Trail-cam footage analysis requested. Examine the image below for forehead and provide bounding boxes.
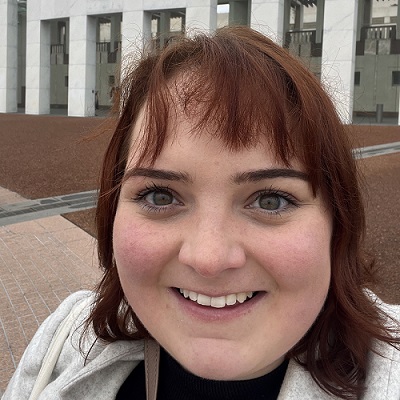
[127,103,303,172]
[125,66,305,173]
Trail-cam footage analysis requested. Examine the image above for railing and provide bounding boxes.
[51,42,122,64]
[284,29,322,57]
[96,42,110,53]
[362,25,396,40]
[357,25,400,55]
[286,29,316,44]
[96,41,121,63]
[51,44,65,54]
[50,44,68,64]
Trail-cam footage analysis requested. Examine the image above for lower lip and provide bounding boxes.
[171,289,266,322]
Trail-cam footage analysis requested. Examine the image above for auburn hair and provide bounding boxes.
[87,26,399,398]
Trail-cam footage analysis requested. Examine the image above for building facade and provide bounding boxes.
[1,0,400,123]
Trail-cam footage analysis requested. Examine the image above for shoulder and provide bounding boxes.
[2,291,95,399]
[364,292,400,398]
[365,339,400,399]
[364,289,400,322]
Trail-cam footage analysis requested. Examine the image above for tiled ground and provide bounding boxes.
[0,187,100,392]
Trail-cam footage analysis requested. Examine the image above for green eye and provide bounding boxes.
[150,191,174,206]
[258,194,285,210]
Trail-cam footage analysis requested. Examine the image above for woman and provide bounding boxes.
[3,26,400,400]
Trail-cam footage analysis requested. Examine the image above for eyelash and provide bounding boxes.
[132,184,300,216]
[133,183,180,214]
[247,188,300,217]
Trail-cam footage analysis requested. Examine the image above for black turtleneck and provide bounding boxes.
[116,347,288,400]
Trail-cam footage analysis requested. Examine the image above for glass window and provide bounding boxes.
[392,71,400,86]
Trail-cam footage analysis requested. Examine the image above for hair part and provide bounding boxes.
[86,26,400,399]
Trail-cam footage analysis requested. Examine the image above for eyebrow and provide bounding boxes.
[124,167,192,183]
[233,169,309,184]
[124,167,308,184]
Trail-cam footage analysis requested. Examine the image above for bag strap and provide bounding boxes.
[144,339,160,400]
[29,297,91,400]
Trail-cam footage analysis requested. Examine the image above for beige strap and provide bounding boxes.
[29,297,91,400]
[144,339,160,400]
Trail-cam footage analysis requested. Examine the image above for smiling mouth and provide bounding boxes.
[178,288,259,308]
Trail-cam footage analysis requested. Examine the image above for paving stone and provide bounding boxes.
[0,187,100,392]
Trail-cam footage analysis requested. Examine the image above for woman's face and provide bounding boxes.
[113,107,332,381]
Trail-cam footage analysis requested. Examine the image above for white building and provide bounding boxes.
[1,0,400,123]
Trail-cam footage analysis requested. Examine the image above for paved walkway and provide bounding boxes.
[0,190,97,227]
[0,186,100,393]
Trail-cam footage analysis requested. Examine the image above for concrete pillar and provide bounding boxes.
[229,1,249,26]
[356,0,364,41]
[121,10,151,59]
[0,0,18,113]
[159,11,171,47]
[294,4,304,31]
[397,0,400,40]
[283,0,291,39]
[396,1,400,124]
[17,9,27,107]
[186,0,218,34]
[357,0,372,41]
[250,0,285,44]
[110,14,120,52]
[322,0,358,123]
[316,0,324,44]
[25,19,51,114]
[364,0,372,26]
[120,10,151,87]
[68,15,96,117]
[65,20,70,54]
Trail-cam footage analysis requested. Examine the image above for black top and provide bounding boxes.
[116,347,288,400]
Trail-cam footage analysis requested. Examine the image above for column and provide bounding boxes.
[110,14,121,52]
[250,0,285,45]
[316,0,324,44]
[68,15,96,117]
[17,9,27,108]
[25,19,51,114]
[397,0,400,40]
[283,0,291,40]
[121,10,151,61]
[321,0,358,123]
[0,0,18,113]
[357,0,371,41]
[229,1,249,26]
[397,2,400,124]
[159,11,171,48]
[294,4,304,31]
[65,19,70,54]
[186,0,218,34]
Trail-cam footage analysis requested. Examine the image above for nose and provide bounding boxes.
[178,213,246,278]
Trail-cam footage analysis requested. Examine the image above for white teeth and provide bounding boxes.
[226,294,237,306]
[236,292,247,303]
[210,296,226,308]
[197,294,211,306]
[189,291,198,301]
[179,289,255,308]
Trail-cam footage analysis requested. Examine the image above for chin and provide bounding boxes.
[177,354,268,381]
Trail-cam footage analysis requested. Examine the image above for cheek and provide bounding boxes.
[113,215,170,278]
[254,219,331,289]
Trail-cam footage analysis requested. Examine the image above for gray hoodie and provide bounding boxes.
[3,291,400,399]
